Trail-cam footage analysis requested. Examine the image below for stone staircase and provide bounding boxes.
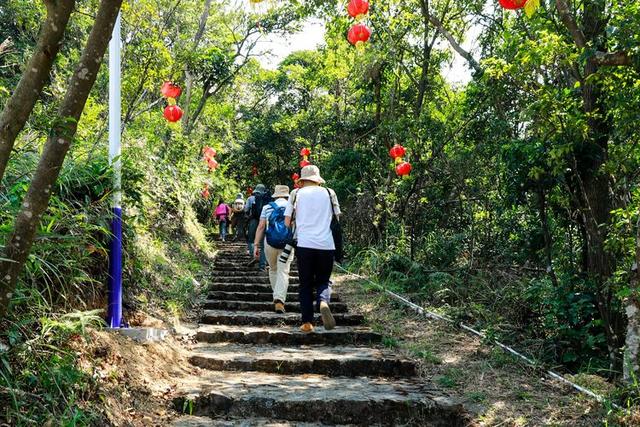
[173,242,466,426]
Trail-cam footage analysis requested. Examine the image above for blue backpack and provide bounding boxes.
[265,202,290,249]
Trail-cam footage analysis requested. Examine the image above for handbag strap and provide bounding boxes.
[326,188,337,218]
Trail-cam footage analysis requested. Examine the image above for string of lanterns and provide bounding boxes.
[346,0,371,47]
[498,0,540,17]
[161,81,184,122]
[390,144,412,177]
[299,147,311,168]
[202,146,218,171]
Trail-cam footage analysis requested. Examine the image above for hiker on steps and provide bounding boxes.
[284,165,341,333]
[245,184,271,270]
[214,199,231,242]
[253,185,294,313]
[230,193,246,241]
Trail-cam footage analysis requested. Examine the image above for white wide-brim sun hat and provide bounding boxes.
[299,165,325,184]
[272,185,290,198]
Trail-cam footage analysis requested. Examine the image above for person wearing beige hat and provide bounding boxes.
[253,185,295,313]
[284,165,341,333]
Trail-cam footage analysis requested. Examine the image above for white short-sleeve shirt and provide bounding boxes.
[284,186,341,250]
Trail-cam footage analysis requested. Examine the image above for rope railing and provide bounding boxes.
[334,263,621,410]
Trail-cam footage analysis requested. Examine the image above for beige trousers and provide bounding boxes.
[264,240,294,303]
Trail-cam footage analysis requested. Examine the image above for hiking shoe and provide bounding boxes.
[300,323,314,333]
[320,301,336,330]
[274,302,285,313]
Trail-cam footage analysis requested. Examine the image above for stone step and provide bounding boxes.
[173,371,466,426]
[201,310,364,327]
[211,277,300,284]
[211,271,299,278]
[207,291,341,303]
[196,325,381,345]
[203,300,348,313]
[172,416,339,426]
[208,283,299,293]
[189,344,417,377]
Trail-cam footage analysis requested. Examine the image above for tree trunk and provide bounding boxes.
[414,0,433,118]
[537,187,559,287]
[575,0,623,369]
[0,0,123,319]
[623,214,640,383]
[0,0,76,183]
[182,0,213,131]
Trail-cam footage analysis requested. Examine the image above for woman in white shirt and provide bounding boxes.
[284,165,341,333]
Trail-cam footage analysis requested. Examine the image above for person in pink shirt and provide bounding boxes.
[214,199,231,242]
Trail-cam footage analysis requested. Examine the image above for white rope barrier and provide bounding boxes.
[334,264,621,410]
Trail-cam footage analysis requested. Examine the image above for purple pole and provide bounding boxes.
[106,13,123,328]
[107,207,123,327]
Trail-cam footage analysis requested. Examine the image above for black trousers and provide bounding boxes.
[295,247,334,323]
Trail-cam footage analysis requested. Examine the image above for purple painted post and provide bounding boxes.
[107,207,123,327]
[107,13,123,328]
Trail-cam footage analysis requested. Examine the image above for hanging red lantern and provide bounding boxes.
[347,0,369,19]
[202,146,216,160]
[291,172,300,182]
[347,23,371,47]
[252,165,258,177]
[201,186,210,199]
[161,81,182,99]
[498,0,527,10]
[300,159,311,168]
[300,147,311,157]
[207,158,219,170]
[247,186,253,196]
[163,105,183,122]
[395,161,412,176]
[389,144,406,159]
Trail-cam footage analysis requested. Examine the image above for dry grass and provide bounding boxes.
[334,275,615,426]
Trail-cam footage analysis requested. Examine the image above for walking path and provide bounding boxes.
[173,242,467,426]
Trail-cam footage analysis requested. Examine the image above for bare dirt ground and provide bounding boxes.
[74,313,201,426]
[333,274,618,426]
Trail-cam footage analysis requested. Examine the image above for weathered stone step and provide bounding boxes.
[203,300,348,313]
[211,271,299,279]
[196,325,381,345]
[201,310,364,327]
[207,291,341,303]
[208,283,300,293]
[211,276,300,284]
[172,416,340,426]
[189,344,417,377]
[174,371,465,426]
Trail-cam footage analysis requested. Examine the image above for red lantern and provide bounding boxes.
[161,81,182,99]
[163,105,183,122]
[201,186,210,199]
[347,0,369,18]
[498,0,527,10]
[207,158,219,170]
[202,146,216,160]
[291,173,300,181]
[395,161,412,176]
[389,144,406,159]
[300,147,311,157]
[247,186,253,196]
[300,159,311,168]
[347,23,371,46]
[252,165,258,177]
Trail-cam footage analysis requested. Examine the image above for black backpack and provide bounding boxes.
[251,191,273,220]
